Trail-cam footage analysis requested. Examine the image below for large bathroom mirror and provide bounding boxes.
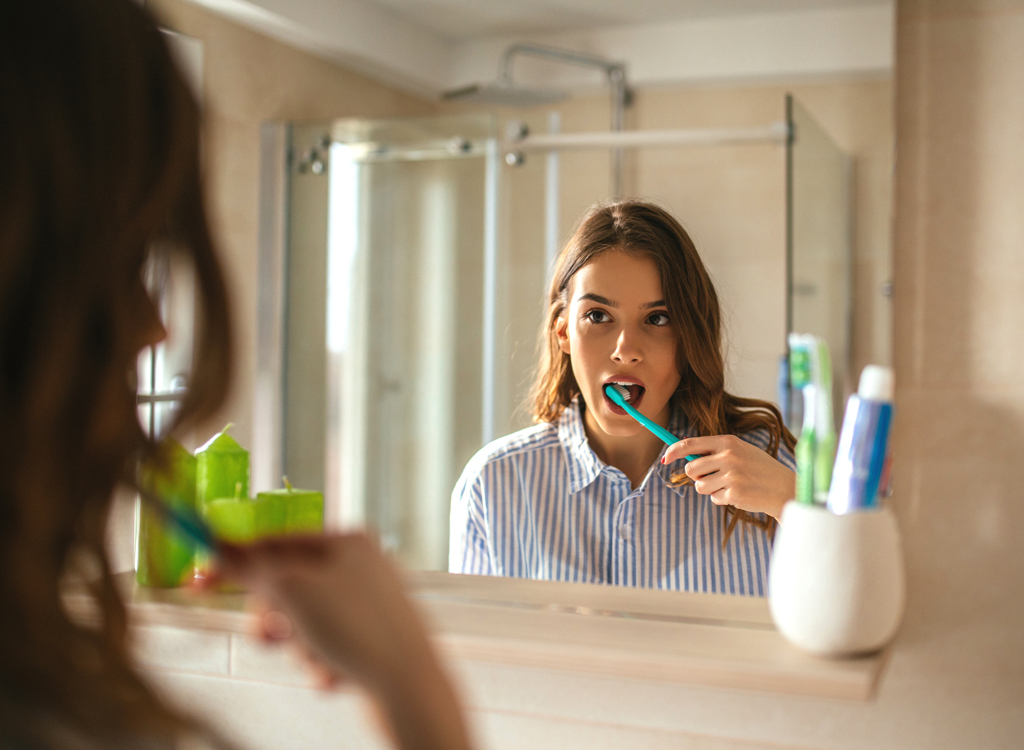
[256,74,892,585]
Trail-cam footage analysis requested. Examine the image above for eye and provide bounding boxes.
[647,311,670,327]
[584,309,611,324]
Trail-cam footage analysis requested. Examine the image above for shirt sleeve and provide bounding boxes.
[448,465,493,575]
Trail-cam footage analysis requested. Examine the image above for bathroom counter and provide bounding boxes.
[65,570,887,702]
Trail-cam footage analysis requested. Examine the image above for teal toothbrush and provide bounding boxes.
[604,384,700,463]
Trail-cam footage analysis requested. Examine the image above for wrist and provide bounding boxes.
[375,653,472,750]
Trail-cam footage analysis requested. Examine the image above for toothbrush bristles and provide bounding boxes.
[611,383,631,402]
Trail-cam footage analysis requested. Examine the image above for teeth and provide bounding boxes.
[609,382,633,402]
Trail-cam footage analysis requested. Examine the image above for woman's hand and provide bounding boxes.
[663,435,795,521]
[215,534,472,750]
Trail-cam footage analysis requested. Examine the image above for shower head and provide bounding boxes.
[441,82,568,108]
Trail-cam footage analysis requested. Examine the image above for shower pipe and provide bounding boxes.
[498,43,629,196]
[336,123,790,164]
[507,122,790,152]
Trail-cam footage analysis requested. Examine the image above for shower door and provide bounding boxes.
[278,115,496,570]
[786,95,852,423]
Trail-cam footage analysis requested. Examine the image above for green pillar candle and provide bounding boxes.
[196,424,250,513]
[202,489,255,592]
[255,477,324,536]
[253,493,287,538]
[204,495,257,544]
[136,439,196,588]
[195,425,249,577]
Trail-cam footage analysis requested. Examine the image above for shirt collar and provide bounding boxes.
[556,397,695,496]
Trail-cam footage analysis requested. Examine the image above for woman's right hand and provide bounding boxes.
[217,534,472,750]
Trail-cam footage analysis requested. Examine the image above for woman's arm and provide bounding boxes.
[220,535,473,750]
[448,472,493,575]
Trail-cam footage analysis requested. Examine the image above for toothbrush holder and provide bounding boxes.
[768,501,906,656]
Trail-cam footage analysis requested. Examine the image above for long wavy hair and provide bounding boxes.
[0,0,232,745]
[531,200,795,543]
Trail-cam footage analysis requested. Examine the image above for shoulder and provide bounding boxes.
[457,422,561,484]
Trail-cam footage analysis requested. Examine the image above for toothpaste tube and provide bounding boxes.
[827,365,894,514]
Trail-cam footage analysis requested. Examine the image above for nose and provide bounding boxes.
[611,325,642,364]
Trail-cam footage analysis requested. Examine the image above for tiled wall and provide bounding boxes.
[887,0,1024,741]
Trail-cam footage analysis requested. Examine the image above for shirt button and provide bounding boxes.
[618,523,630,539]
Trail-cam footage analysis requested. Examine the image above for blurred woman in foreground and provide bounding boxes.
[0,1,470,748]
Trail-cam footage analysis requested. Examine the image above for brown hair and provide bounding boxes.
[532,200,795,542]
[0,0,231,745]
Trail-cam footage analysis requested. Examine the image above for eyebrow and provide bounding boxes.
[579,293,666,310]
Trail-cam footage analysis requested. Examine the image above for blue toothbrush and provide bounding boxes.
[138,485,223,555]
[604,384,700,463]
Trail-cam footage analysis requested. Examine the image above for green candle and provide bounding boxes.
[202,485,255,593]
[204,495,257,543]
[136,439,196,587]
[255,477,324,536]
[195,425,249,576]
[196,424,249,513]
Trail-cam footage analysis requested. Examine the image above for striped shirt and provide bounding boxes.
[449,398,796,596]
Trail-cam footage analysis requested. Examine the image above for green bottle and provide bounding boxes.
[136,439,196,587]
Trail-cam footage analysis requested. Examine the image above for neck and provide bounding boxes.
[581,403,669,489]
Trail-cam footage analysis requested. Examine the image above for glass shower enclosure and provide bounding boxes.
[256,99,850,571]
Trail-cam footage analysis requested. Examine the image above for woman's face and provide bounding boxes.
[556,248,681,435]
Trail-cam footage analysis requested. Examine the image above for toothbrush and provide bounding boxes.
[811,338,837,503]
[604,383,700,463]
[138,484,223,555]
[788,334,837,505]
[788,334,817,504]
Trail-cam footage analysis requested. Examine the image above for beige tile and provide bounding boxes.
[229,634,318,688]
[133,625,231,675]
[148,670,386,750]
[473,709,813,750]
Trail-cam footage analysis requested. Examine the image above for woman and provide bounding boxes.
[0,1,470,748]
[450,201,796,595]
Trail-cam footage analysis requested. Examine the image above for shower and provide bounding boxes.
[442,42,632,195]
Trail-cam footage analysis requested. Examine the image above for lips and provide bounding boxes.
[603,377,646,414]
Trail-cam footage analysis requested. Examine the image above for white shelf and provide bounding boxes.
[66,571,887,701]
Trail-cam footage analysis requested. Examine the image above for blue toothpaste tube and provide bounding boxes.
[826,365,894,514]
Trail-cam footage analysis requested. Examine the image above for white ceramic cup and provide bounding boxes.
[768,501,905,656]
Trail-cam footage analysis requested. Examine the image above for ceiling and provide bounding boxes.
[178,0,893,98]
[363,0,890,41]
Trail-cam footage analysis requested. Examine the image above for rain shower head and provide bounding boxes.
[441,82,568,108]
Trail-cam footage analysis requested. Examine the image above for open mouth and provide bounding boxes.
[603,380,646,415]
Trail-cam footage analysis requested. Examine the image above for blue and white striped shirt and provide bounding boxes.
[449,398,796,596]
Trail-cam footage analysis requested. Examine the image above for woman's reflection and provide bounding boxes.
[450,201,796,595]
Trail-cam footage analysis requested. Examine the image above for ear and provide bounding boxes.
[555,314,571,355]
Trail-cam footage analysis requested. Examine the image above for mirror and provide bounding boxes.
[259,72,891,593]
